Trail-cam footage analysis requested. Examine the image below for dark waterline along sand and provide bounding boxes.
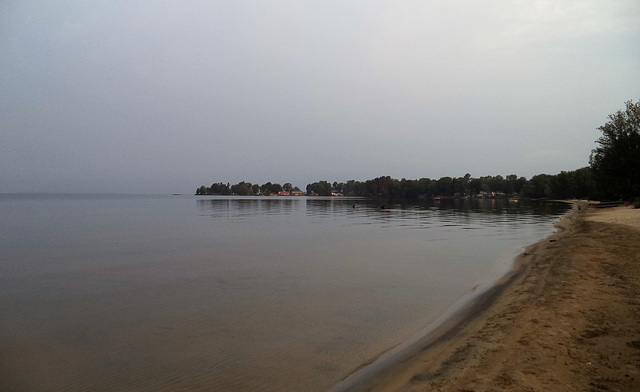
[327,204,577,392]
[345,203,640,391]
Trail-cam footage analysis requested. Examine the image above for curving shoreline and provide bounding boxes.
[335,202,640,391]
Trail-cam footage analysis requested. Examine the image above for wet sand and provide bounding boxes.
[353,203,640,391]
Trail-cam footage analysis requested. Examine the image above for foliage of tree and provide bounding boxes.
[197,169,597,200]
[230,181,254,195]
[210,182,231,195]
[197,181,296,196]
[589,99,640,200]
[260,182,274,195]
[195,182,231,195]
[306,181,332,196]
[319,170,594,199]
[198,170,594,199]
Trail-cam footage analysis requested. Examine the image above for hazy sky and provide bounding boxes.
[2,1,639,193]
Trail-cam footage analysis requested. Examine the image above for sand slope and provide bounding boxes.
[365,204,640,391]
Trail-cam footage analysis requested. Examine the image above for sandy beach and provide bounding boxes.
[352,203,640,392]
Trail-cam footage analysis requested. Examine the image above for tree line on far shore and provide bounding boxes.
[306,170,595,199]
[197,100,639,201]
[196,169,593,200]
[196,182,302,196]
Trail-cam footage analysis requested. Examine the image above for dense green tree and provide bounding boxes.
[453,173,472,196]
[521,174,553,199]
[416,178,432,197]
[469,177,483,195]
[567,167,594,198]
[590,99,640,199]
[487,175,505,194]
[400,178,420,198]
[271,183,282,193]
[549,171,572,200]
[365,176,399,196]
[435,177,453,196]
[307,181,332,196]
[201,169,598,200]
[260,182,273,195]
[210,182,231,195]
[231,181,253,195]
[505,174,526,195]
[343,180,366,196]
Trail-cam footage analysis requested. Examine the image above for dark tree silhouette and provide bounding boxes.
[590,99,640,199]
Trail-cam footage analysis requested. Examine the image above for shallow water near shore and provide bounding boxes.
[0,194,569,391]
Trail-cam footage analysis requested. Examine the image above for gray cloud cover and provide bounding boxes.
[2,1,639,193]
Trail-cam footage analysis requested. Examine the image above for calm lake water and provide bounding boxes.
[0,194,569,392]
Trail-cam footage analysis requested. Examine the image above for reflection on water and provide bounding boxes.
[197,196,302,219]
[0,195,569,392]
[197,196,566,229]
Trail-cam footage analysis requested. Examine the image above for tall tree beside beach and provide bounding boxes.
[590,100,640,200]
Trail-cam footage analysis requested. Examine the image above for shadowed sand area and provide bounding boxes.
[347,203,640,392]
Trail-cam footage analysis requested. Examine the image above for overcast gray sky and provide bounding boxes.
[2,1,639,193]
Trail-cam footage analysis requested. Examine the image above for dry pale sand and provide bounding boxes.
[356,203,640,392]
